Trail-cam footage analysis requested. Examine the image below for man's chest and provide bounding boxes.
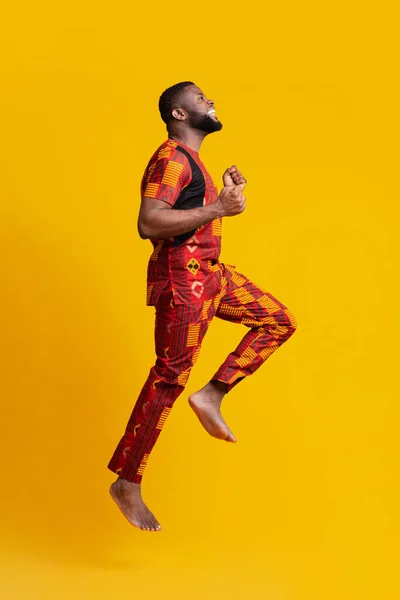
[174,146,218,208]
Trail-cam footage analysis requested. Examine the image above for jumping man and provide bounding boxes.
[108,82,297,532]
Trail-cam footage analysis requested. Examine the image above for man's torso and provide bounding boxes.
[141,139,223,305]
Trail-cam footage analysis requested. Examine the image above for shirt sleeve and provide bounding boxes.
[141,150,192,207]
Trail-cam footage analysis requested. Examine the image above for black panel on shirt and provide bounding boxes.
[172,145,206,247]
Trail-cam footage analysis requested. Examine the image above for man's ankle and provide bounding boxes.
[210,380,228,394]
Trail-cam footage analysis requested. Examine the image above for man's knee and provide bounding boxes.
[261,307,297,341]
[285,308,297,332]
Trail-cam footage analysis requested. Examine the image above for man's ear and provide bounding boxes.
[171,108,187,121]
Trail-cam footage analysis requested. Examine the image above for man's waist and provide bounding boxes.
[146,262,223,306]
[148,258,220,276]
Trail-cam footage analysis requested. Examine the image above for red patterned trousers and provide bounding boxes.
[108,264,297,483]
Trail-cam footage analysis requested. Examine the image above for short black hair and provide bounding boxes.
[158,81,195,124]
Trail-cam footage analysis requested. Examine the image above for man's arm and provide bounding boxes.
[138,181,246,240]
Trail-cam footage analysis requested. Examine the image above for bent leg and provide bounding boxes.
[212,267,297,391]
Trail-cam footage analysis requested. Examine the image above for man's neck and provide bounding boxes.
[168,130,207,154]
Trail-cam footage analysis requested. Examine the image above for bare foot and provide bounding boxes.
[188,381,237,443]
[109,478,162,532]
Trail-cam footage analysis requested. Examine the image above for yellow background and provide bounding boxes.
[1,1,399,599]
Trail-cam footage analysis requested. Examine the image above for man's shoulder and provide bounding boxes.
[141,140,193,193]
[148,140,190,166]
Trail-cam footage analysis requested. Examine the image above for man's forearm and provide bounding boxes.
[139,202,223,240]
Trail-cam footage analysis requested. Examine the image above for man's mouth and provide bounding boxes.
[207,107,218,120]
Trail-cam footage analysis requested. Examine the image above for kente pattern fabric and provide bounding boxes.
[108,264,297,483]
[141,139,223,306]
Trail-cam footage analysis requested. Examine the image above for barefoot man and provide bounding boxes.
[108,82,297,531]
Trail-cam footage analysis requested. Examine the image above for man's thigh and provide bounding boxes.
[153,284,216,384]
[216,266,294,327]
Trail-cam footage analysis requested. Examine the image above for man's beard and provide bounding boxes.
[188,110,223,133]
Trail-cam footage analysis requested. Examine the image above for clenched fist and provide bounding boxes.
[216,183,246,217]
[223,165,247,187]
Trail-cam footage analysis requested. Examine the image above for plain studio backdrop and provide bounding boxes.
[0,2,399,599]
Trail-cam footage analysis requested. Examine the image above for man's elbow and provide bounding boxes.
[138,226,149,239]
[137,220,152,239]
[138,214,169,240]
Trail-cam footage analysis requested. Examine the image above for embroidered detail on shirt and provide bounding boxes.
[186,258,200,275]
[192,280,204,299]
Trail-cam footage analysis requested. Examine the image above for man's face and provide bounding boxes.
[180,85,223,133]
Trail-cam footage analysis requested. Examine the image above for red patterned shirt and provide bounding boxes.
[141,139,223,305]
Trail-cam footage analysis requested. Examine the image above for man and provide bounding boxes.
[108,82,297,532]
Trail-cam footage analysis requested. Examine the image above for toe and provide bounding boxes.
[228,430,237,442]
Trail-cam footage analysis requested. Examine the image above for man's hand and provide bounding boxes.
[216,183,246,217]
[223,165,247,187]
[217,165,247,217]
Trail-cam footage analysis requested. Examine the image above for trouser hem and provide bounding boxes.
[107,463,143,484]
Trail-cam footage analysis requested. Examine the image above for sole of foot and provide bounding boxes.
[188,392,237,443]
